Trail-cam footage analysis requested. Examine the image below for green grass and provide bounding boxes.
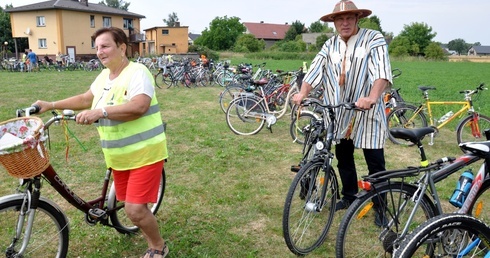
[0,60,489,257]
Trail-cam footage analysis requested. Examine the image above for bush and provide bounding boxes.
[188,45,220,61]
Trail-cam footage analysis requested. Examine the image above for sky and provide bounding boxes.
[2,0,490,45]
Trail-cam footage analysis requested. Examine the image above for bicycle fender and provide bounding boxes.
[0,193,69,228]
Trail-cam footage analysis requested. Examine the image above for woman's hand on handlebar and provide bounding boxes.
[32,100,54,114]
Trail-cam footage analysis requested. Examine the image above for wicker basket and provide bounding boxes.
[0,117,49,178]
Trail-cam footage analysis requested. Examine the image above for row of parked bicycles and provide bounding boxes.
[217,61,490,256]
[0,57,102,72]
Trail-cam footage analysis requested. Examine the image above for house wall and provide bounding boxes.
[145,26,189,56]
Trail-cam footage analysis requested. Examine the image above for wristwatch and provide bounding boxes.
[101,107,108,118]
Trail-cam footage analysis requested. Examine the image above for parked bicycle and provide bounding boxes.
[393,130,490,257]
[387,83,490,147]
[0,106,166,257]
[282,99,362,256]
[335,127,490,257]
[224,70,300,135]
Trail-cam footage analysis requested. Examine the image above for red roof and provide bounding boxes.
[243,22,291,40]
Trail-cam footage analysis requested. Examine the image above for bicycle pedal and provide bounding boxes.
[89,208,107,218]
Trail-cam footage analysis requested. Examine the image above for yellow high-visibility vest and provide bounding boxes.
[91,62,168,170]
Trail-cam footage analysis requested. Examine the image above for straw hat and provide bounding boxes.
[320,0,372,22]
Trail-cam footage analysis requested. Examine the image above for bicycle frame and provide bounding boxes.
[423,100,470,129]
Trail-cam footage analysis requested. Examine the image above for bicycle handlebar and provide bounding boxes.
[16,106,77,129]
[458,83,487,95]
[301,98,363,111]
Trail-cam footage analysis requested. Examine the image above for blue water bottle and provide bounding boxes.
[449,170,474,207]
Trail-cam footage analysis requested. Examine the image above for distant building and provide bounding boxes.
[302,32,334,50]
[243,21,290,48]
[143,22,189,56]
[6,0,145,60]
[468,45,490,56]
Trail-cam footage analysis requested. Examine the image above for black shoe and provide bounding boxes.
[335,199,351,211]
[374,209,388,227]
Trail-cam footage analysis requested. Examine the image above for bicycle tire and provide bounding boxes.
[282,159,338,255]
[153,72,163,89]
[456,114,490,145]
[0,197,69,258]
[219,84,246,113]
[335,182,438,257]
[109,168,166,234]
[289,111,319,145]
[182,72,192,88]
[225,95,266,135]
[387,104,428,146]
[394,213,490,257]
[468,179,490,222]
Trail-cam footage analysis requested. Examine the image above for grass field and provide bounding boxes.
[0,59,489,257]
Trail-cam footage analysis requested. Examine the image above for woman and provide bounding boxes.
[33,27,169,258]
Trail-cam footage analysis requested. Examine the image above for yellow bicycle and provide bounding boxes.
[387,83,490,146]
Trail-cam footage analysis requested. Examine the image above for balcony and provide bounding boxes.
[129,33,145,43]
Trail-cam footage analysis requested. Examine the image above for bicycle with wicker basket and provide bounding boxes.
[0,106,166,257]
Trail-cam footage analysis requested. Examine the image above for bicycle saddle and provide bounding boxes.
[459,141,490,158]
[418,86,436,91]
[389,127,437,144]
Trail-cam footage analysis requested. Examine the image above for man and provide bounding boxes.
[292,0,392,224]
[27,49,38,72]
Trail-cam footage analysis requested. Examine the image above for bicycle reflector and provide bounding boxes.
[358,180,372,191]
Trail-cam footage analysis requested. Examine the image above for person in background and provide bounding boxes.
[27,49,38,72]
[32,27,169,258]
[292,0,393,226]
[56,51,64,66]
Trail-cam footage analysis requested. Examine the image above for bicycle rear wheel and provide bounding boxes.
[0,197,69,258]
[387,104,428,146]
[456,114,490,145]
[283,159,338,256]
[335,182,438,257]
[219,84,246,113]
[394,213,490,257]
[225,95,265,135]
[109,168,166,234]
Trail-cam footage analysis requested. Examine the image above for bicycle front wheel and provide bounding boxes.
[394,213,490,258]
[456,114,490,145]
[109,168,166,234]
[387,104,428,146]
[335,182,438,257]
[290,111,319,145]
[283,159,338,256]
[225,95,265,135]
[0,197,69,258]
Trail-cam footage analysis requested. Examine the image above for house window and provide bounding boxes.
[90,15,95,28]
[103,17,112,27]
[38,38,47,48]
[91,38,95,49]
[123,18,133,30]
[162,29,169,35]
[36,16,46,27]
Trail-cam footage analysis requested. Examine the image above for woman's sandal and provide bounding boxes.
[142,244,169,258]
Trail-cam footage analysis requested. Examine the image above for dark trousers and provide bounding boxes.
[335,139,385,201]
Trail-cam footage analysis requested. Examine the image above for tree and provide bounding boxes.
[233,34,265,53]
[194,16,245,51]
[163,12,179,27]
[308,21,333,33]
[447,38,471,55]
[388,36,410,57]
[315,34,329,50]
[397,22,436,56]
[98,0,130,11]
[284,20,305,42]
[424,42,446,60]
[359,15,384,34]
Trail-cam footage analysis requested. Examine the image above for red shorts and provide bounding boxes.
[112,160,164,204]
